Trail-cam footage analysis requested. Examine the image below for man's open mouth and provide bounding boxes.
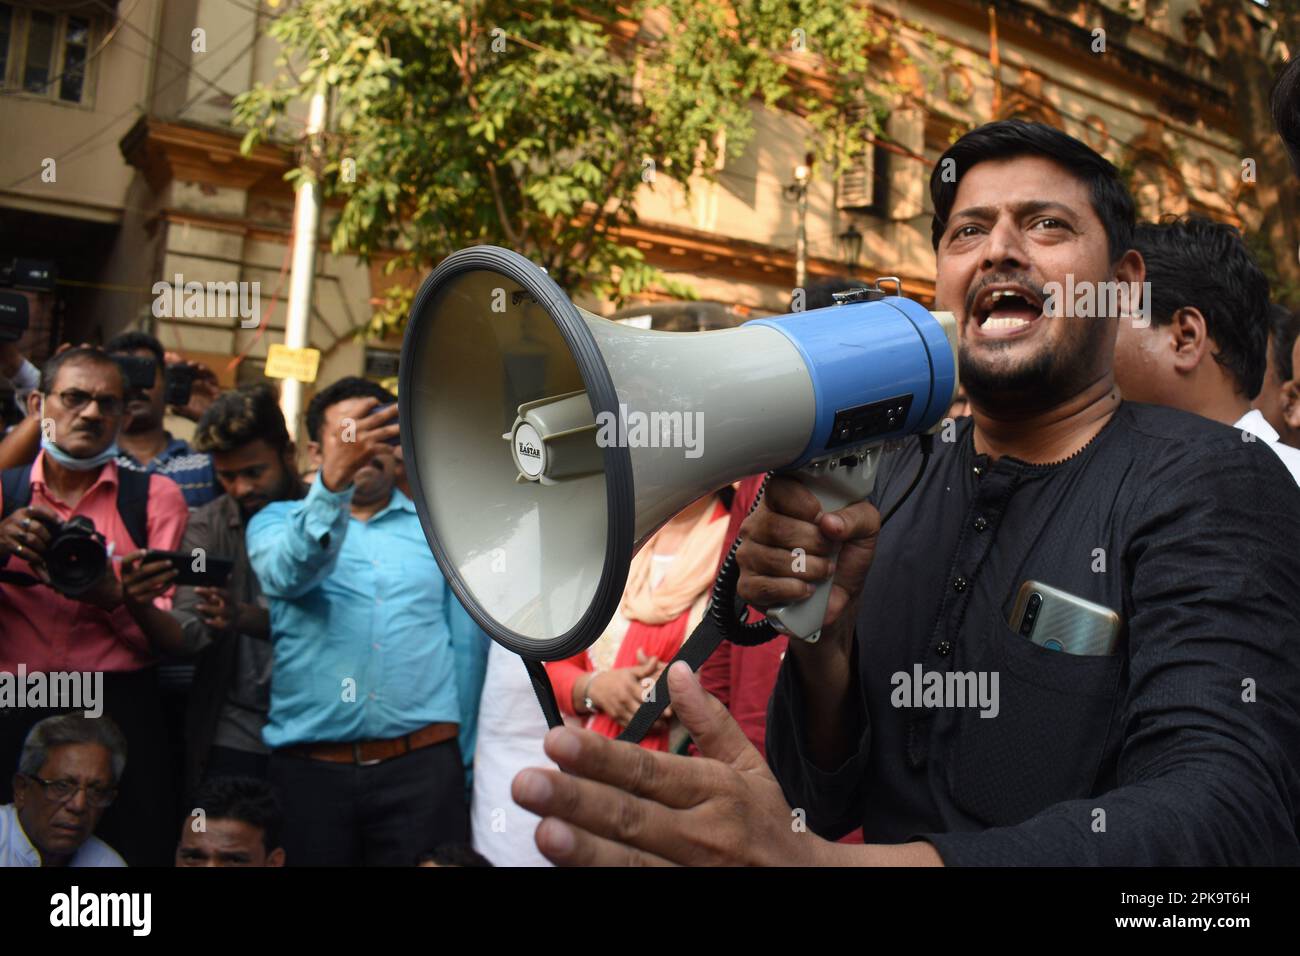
[972,285,1045,337]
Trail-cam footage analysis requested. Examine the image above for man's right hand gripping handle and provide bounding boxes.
[734,475,882,769]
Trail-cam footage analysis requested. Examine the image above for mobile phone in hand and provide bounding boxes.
[142,550,234,587]
[369,402,400,446]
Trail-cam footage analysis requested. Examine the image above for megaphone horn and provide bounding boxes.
[399,246,958,664]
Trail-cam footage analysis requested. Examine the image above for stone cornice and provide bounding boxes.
[119,117,291,193]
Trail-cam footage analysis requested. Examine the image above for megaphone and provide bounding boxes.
[399,245,958,666]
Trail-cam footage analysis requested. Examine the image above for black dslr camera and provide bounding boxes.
[44,515,108,596]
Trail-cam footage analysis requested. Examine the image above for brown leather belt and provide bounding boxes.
[282,722,458,766]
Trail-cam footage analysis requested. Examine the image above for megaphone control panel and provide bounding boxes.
[827,394,914,448]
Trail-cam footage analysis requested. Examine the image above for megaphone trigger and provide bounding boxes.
[765,448,884,643]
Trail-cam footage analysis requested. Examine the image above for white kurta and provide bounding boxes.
[1236,409,1300,485]
[470,640,558,867]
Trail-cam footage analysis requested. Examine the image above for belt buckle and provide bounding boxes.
[353,741,382,767]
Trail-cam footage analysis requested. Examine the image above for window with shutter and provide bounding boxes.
[837,107,883,213]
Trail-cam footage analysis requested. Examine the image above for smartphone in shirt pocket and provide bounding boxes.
[1008,580,1121,656]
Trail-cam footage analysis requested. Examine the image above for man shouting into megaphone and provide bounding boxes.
[511,120,1300,866]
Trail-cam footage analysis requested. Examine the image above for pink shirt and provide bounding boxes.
[0,453,188,673]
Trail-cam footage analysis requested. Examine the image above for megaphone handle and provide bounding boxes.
[766,451,881,643]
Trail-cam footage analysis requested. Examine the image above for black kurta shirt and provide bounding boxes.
[766,401,1300,865]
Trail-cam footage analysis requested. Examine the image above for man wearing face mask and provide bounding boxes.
[246,377,488,865]
[0,347,189,865]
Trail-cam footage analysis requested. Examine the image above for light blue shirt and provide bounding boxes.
[246,479,488,766]
[0,804,125,867]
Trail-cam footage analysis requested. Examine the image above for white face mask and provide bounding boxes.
[38,397,120,471]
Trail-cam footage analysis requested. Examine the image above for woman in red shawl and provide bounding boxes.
[545,491,730,751]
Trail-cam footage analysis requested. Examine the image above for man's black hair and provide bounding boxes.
[304,376,396,443]
[929,119,1136,264]
[1133,216,1270,399]
[104,330,165,369]
[1267,303,1300,384]
[416,843,493,867]
[192,384,290,454]
[39,347,125,395]
[185,776,283,853]
[1272,55,1300,175]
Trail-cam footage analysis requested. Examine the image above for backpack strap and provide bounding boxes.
[1,465,33,521]
[114,465,151,552]
[0,465,40,585]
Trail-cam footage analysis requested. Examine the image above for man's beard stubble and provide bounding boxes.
[959,320,1111,414]
[236,467,298,521]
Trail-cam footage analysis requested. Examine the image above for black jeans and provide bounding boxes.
[203,744,270,783]
[269,739,468,866]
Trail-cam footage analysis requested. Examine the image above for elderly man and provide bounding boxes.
[511,120,1300,866]
[1,714,127,866]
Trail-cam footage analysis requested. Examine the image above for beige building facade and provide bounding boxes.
[0,0,1277,437]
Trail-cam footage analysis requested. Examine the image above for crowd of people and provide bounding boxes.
[3,61,1300,868]
[0,335,497,866]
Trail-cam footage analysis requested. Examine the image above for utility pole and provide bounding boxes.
[280,77,328,443]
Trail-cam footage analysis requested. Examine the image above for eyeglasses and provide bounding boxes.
[23,774,117,808]
[52,389,124,417]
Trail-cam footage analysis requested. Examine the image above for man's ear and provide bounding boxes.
[267,846,286,867]
[12,774,26,809]
[306,440,323,467]
[1114,248,1145,289]
[25,390,42,420]
[1282,379,1300,431]
[1169,307,1209,373]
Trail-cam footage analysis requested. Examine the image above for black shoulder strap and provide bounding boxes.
[614,616,730,744]
[1,465,33,520]
[522,615,735,745]
[0,465,40,586]
[115,466,151,551]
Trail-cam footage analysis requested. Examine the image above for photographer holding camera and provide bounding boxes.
[0,346,189,865]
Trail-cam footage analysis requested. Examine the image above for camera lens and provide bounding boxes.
[45,517,107,596]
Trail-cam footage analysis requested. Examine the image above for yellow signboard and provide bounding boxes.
[264,344,321,383]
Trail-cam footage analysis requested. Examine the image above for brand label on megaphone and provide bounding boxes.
[514,422,545,477]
